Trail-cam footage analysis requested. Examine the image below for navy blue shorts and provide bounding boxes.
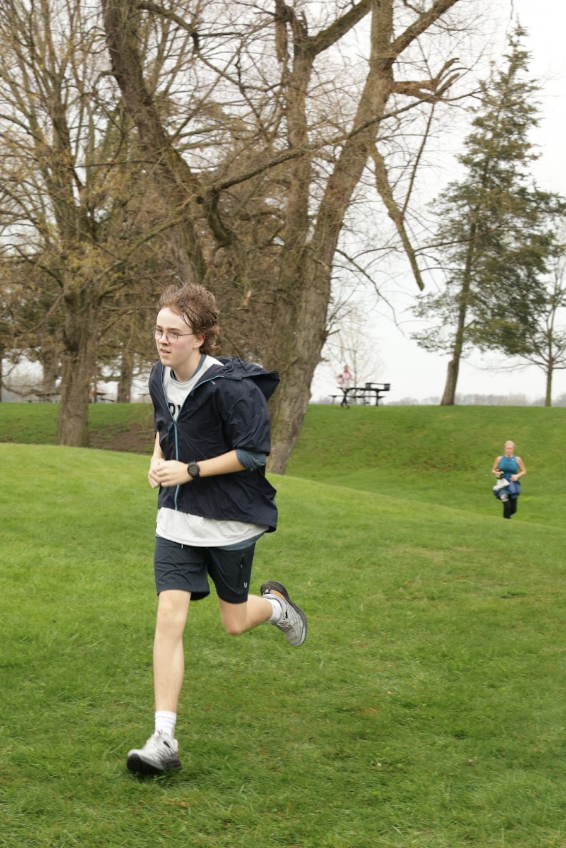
[154,536,256,604]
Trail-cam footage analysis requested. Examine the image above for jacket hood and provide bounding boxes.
[199,356,279,401]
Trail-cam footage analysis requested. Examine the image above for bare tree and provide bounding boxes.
[0,0,195,442]
[0,1,119,439]
[101,0,468,471]
[321,304,384,392]
[518,255,566,407]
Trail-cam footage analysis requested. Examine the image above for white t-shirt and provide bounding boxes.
[155,355,268,548]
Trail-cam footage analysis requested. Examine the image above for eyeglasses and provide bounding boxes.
[153,327,193,344]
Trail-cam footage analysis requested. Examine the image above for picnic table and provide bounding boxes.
[332,382,391,407]
[94,391,114,403]
[34,390,61,403]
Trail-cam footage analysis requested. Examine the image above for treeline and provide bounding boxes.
[389,394,566,407]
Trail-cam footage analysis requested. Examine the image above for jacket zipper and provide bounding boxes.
[159,367,227,510]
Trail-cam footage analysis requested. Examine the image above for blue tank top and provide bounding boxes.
[499,455,519,479]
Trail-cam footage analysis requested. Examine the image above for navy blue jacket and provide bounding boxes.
[149,357,279,531]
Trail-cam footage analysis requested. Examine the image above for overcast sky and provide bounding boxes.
[312,0,566,404]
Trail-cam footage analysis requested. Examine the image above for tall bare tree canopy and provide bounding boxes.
[0,0,473,461]
[0,0,185,442]
[101,0,466,471]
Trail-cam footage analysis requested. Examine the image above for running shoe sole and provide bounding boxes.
[127,752,181,776]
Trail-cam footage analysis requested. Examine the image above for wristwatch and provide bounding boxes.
[187,461,201,479]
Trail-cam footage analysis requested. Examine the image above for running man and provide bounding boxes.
[126,283,307,776]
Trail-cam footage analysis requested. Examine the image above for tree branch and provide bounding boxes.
[309,0,372,57]
[335,248,397,313]
[369,144,424,290]
[209,89,450,194]
[392,58,461,100]
[136,1,198,36]
[390,0,461,60]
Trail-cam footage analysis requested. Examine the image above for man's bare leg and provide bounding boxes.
[218,594,272,636]
[219,587,307,647]
[154,589,191,712]
[126,590,190,775]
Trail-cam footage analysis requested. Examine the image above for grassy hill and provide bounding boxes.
[0,402,153,453]
[2,405,566,846]
[287,404,566,528]
[2,401,563,525]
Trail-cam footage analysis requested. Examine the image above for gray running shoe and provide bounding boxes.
[261,580,307,646]
[126,731,181,776]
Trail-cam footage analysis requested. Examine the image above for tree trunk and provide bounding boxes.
[545,363,553,406]
[440,359,458,405]
[441,218,478,405]
[101,0,206,284]
[268,263,331,473]
[269,0,396,470]
[117,346,134,403]
[58,305,99,446]
[41,342,60,397]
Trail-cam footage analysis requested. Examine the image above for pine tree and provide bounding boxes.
[413,26,565,405]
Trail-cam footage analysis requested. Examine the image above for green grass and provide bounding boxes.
[2,426,566,846]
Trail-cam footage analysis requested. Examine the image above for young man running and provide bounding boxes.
[126,283,307,776]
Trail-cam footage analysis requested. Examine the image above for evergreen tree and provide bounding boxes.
[413,27,565,405]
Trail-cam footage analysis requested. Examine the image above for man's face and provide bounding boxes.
[155,307,204,375]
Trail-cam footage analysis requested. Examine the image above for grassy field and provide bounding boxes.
[1,405,566,846]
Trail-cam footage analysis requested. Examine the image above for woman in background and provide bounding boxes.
[336,365,354,407]
[492,440,527,519]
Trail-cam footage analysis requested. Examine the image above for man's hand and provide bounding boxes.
[148,457,164,489]
[149,459,191,488]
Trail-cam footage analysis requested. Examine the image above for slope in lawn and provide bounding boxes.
[1,402,563,525]
[0,402,153,454]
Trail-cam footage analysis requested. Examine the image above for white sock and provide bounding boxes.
[267,596,283,623]
[155,710,177,738]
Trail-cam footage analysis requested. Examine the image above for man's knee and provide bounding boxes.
[222,617,247,637]
[156,591,190,635]
[220,604,247,636]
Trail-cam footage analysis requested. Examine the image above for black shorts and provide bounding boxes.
[154,535,256,604]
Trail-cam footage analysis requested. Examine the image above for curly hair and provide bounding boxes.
[159,283,219,355]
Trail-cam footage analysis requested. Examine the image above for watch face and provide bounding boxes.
[188,462,200,478]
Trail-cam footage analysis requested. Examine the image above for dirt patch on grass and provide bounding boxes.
[88,419,152,454]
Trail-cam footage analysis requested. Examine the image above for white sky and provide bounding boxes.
[312,0,566,404]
